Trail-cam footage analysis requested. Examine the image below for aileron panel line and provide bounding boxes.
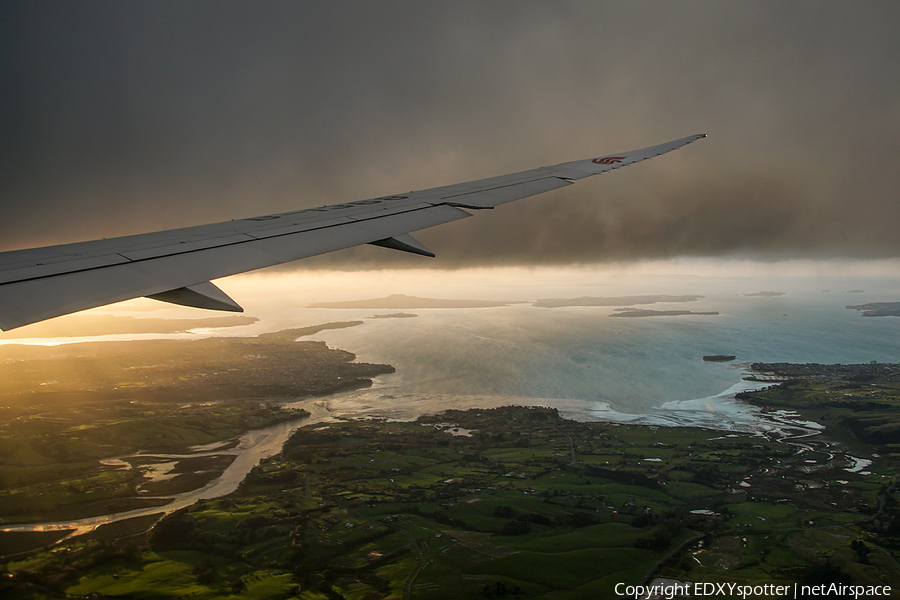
[443,177,572,208]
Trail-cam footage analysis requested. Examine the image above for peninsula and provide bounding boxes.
[846,302,900,317]
[611,310,719,318]
[0,315,259,338]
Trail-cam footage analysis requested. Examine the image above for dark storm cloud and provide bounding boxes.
[2,1,899,265]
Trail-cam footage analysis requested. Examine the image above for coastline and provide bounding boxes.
[0,370,807,544]
[314,370,813,437]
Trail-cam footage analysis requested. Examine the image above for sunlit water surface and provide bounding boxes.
[5,266,900,429]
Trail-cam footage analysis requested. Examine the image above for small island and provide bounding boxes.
[702,354,736,362]
[611,310,719,318]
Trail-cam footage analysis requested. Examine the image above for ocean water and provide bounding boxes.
[297,275,900,428]
[3,266,899,430]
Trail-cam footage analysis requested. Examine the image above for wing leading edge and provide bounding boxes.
[0,134,706,331]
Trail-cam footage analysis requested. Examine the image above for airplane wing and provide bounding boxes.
[0,134,705,331]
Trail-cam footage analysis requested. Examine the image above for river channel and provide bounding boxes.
[1,399,337,539]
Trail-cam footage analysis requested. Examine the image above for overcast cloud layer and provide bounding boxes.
[2,1,899,267]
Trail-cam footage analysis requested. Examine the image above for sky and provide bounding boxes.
[2,1,899,269]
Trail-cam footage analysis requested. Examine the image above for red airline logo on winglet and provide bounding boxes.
[592,156,626,165]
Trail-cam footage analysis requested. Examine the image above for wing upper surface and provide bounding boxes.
[0,134,705,330]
